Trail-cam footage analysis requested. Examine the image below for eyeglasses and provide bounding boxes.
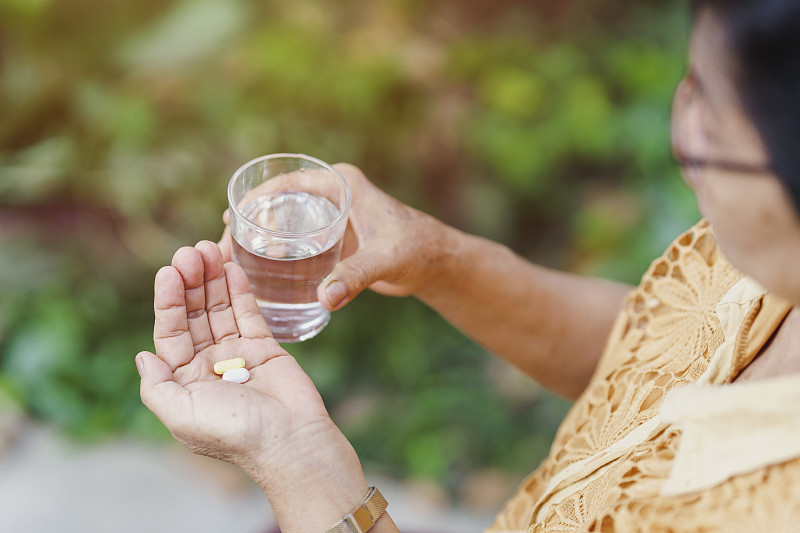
[670,72,772,176]
[671,154,773,175]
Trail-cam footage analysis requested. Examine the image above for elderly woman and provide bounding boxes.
[136,0,800,530]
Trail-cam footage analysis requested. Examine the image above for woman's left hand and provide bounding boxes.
[137,240,369,532]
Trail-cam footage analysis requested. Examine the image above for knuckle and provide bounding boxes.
[333,162,366,181]
[348,263,374,289]
[208,301,231,313]
[156,302,184,312]
[186,308,206,320]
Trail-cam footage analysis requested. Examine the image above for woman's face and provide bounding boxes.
[672,8,800,304]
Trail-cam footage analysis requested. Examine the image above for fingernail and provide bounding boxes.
[135,354,144,377]
[325,280,348,308]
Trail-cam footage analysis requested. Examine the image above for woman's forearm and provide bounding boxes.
[417,228,632,399]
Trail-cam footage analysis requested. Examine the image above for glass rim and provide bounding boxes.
[227,153,352,238]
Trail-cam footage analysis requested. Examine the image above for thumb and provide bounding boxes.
[318,249,391,311]
[136,351,186,426]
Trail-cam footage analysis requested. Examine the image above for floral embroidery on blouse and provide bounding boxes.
[487,220,800,533]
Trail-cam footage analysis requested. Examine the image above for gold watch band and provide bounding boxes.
[325,487,388,533]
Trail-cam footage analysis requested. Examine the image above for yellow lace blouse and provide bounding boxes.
[488,220,800,532]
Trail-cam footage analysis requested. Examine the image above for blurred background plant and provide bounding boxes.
[0,0,697,511]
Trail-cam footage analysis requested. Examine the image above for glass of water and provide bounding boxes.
[227,154,351,343]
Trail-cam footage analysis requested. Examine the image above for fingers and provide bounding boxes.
[171,241,241,348]
[153,266,196,371]
[318,164,395,310]
[171,247,214,353]
[317,247,391,310]
[195,240,240,343]
[224,262,272,339]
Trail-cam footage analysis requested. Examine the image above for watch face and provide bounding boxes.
[350,506,374,532]
[326,487,387,533]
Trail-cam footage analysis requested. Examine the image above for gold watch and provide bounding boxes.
[325,486,388,533]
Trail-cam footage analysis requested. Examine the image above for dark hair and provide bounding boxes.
[693,0,800,212]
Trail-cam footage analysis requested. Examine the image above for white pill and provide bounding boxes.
[222,367,250,384]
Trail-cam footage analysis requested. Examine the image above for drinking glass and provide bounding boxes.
[227,154,351,343]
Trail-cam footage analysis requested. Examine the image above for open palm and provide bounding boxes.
[137,241,329,466]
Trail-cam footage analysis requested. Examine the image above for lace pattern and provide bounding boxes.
[487,221,797,532]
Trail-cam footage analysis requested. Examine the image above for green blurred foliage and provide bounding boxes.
[0,0,699,499]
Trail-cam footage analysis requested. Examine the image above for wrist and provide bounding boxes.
[413,215,465,300]
[245,418,369,533]
[416,221,489,305]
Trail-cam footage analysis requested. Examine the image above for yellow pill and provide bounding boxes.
[213,357,246,375]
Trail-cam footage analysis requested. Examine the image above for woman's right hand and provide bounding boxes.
[220,161,630,398]
[219,163,457,310]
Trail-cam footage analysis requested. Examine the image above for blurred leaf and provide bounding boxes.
[607,43,679,100]
[468,116,556,196]
[0,51,47,107]
[561,76,614,155]
[404,431,450,480]
[479,67,545,119]
[0,137,76,201]
[2,292,86,424]
[74,82,157,148]
[248,25,330,87]
[118,0,248,73]
[537,44,587,82]
[0,0,50,17]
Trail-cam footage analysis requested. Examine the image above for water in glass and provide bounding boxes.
[232,191,343,342]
